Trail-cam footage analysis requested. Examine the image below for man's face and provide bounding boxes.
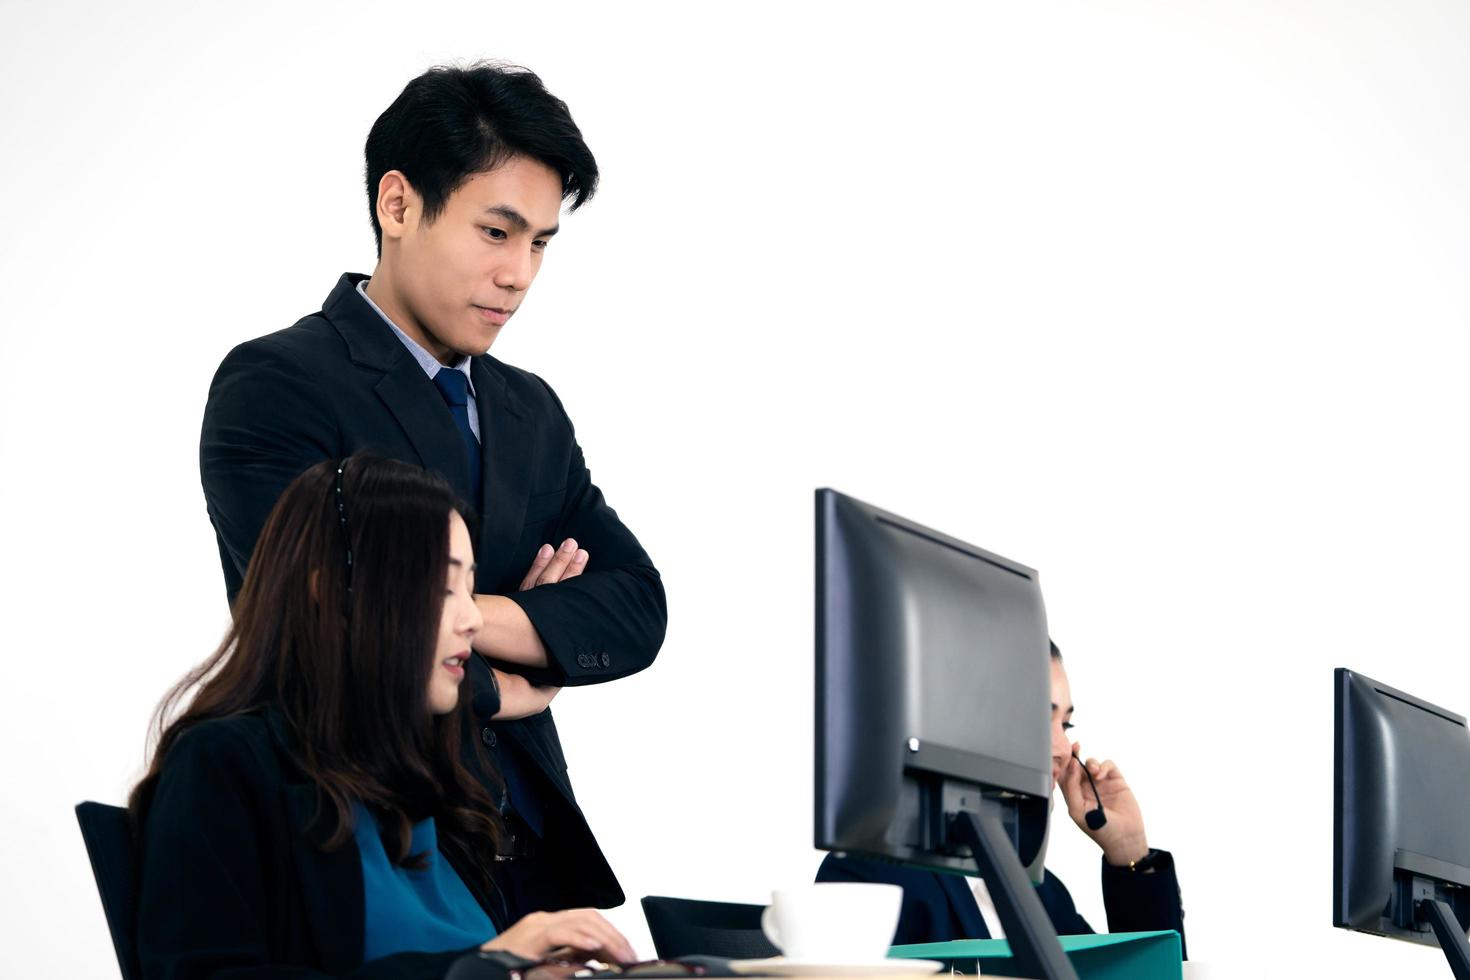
[1049,657,1075,790]
[392,155,564,361]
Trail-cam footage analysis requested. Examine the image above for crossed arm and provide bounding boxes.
[480,539,590,719]
[202,342,665,722]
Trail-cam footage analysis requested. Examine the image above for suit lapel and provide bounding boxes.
[323,273,473,496]
[470,357,536,590]
[284,783,365,973]
[373,366,471,494]
[264,706,364,974]
[938,871,992,940]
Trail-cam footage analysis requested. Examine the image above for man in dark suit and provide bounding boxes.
[199,64,665,917]
[818,643,1186,957]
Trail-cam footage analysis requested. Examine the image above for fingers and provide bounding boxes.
[518,540,591,591]
[545,910,635,963]
[492,676,561,720]
[561,548,589,581]
[1091,761,1133,809]
[489,672,531,721]
[531,539,588,587]
[527,684,559,715]
[1057,754,1089,812]
[539,539,578,585]
[518,543,555,591]
[1073,745,1123,789]
[1059,741,1086,801]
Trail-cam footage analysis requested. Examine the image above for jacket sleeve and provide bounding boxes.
[200,339,339,605]
[505,378,666,687]
[137,726,479,980]
[1099,849,1187,959]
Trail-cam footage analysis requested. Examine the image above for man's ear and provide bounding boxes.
[376,170,418,243]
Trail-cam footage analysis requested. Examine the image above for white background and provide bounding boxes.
[2,1,1468,976]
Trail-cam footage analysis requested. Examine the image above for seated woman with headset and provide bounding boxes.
[817,642,1186,958]
[130,455,635,979]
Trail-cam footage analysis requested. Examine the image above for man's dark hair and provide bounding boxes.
[364,62,599,253]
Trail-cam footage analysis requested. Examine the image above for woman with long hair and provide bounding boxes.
[130,455,633,979]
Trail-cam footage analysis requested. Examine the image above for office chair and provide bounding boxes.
[640,896,780,960]
[75,801,141,980]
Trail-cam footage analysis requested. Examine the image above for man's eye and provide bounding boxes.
[1061,721,1075,732]
[532,239,549,251]
[484,227,507,241]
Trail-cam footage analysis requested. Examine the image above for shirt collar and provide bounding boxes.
[356,279,475,395]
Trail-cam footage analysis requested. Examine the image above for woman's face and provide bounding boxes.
[428,511,482,714]
[1049,657,1075,790]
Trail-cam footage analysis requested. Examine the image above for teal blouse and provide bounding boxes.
[352,803,496,961]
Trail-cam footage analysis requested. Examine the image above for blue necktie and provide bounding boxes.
[432,369,482,504]
[439,371,546,840]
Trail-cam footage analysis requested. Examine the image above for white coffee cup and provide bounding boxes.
[760,882,904,963]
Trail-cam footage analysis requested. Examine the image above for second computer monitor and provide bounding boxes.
[1335,667,1470,961]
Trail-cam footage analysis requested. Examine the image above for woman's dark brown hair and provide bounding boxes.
[129,454,500,895]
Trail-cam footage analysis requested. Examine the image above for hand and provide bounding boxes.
[492,668,560,720]
[470,539,587,672]
[1057,741,1149,867]
[519,539,588,590]
[482,909,636,963]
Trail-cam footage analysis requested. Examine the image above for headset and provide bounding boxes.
[1072,750,1108,831]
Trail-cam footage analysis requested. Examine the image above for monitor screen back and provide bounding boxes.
[1336,668,1470,941]
[816,489,1051,871]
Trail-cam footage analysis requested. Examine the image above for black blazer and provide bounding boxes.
[199,273,668,909]
[135,712,494,979]
[816,851,1186,959]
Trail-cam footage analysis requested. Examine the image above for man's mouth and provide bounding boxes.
[473,305,512,326]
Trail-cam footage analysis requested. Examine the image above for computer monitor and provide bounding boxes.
[1334,667,1470,975]
[815,488,1078,980]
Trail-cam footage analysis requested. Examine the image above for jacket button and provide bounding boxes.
[481,727,496,748]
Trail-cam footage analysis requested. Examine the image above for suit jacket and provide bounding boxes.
[199,272,668,909]
[135,712,495,979]
[816,850,1186,959]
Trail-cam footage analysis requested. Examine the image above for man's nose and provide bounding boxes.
[493,250,534,292]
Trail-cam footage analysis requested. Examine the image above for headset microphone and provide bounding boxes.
[1072,751,1108,830]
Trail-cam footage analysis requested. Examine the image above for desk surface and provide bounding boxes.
[936,968,1202,979]
[769,965,1204,979]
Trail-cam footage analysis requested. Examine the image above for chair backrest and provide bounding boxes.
[75,801,141,980]
[640,895,780,961]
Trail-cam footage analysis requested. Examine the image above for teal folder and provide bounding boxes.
[889,930,1183,979]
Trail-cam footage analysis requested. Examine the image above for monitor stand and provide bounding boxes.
[1415,899,1470,980]
[948,810,1080,980]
